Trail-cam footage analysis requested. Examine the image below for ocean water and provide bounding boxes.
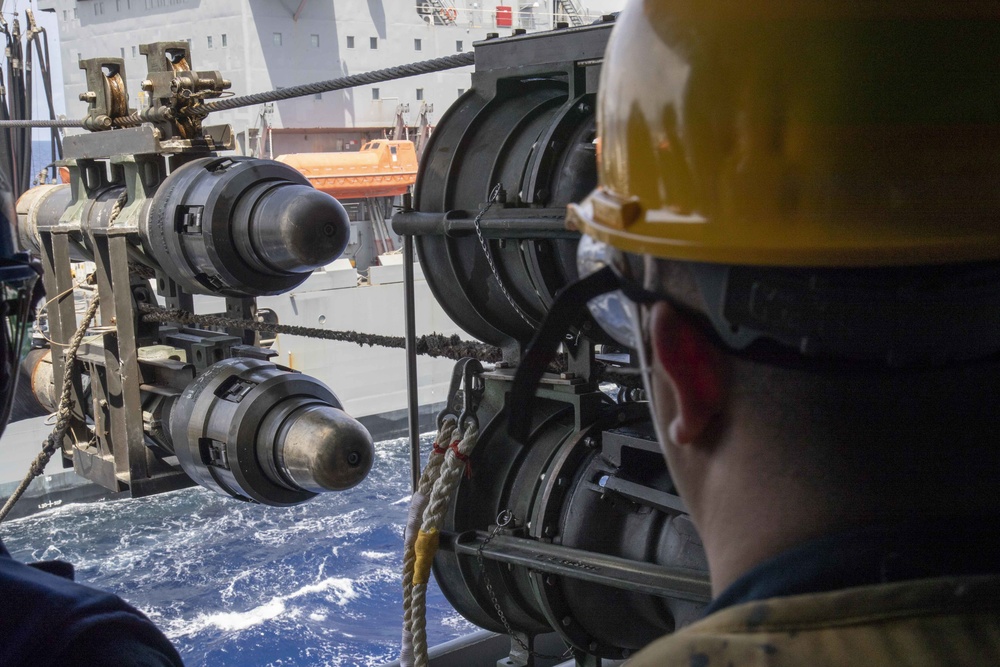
[2,434,475,667]
[30,139,60,184]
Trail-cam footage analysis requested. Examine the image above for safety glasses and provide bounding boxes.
[509,235,1000,441]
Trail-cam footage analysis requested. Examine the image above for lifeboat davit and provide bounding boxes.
[276,140,418,199]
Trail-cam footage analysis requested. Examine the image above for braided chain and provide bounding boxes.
[137,304,642,387]
[137,303,502,362]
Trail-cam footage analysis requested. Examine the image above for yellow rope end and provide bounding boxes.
[413,529,440,585]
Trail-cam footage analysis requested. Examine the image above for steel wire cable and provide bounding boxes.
[194,52,475,116]
[0,52,476,129]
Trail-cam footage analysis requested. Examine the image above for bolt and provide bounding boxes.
[555,477,566,488]
[543,525,556,537]
[78,91,97,102]
[562,616,572,627]
[583,436,598,448]
[347,452,361,466]
[140,79,153,91]
[578,102,591,114]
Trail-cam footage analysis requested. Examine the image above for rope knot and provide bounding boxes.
[431,440,448,456]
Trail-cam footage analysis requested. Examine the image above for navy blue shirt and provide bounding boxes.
[0,539,184,667]
[705,518,1000,616]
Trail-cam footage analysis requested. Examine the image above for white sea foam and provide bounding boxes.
[194,598,287,632]
[390,495,412,506]
[360,550,393,560]
[168,576,358,638]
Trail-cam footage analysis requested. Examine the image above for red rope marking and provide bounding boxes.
[449,439,472,479]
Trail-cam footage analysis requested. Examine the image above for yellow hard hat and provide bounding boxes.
[570,1,1000,267]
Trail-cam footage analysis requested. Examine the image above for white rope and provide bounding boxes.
[400,416,457,667]
[0,293,100,522]
[410,419,479,667]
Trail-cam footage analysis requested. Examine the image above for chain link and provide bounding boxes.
[137,303,642,388]
[476,510,573,663]
[137,303,502,362]
[473,184,535,327]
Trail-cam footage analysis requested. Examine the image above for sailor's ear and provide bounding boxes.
[647,301,728,446]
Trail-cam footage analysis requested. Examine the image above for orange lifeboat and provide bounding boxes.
[276,140,418,199]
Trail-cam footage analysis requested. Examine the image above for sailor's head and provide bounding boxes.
[0,169,43,439]
[572,0,1000,548]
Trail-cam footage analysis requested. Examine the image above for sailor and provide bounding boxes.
[568,1,1000,663]
[0,170,184,665]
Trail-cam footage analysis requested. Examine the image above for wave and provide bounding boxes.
[1,433,472,666]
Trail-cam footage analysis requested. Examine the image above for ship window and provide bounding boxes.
[390,145,398,155]
[273,32,283,47]
[370,37,378,49]
[315,93,322,100]
[372,88,380,100]
[132,45,138,57]
[207,35,213,49]
[457,88,465,96]
[222,34,228,47]
[347,36,355,48]
[73,8,77,18]
[63,10,67,20]
[456,40,463,52]
[311,34,320,48]
[416,88,424,101]
[120,47,125,58]
[414,38,422,51]
[116,0,121,10]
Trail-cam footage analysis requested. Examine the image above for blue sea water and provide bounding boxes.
[2,434,475,667]
[29,139,61,184]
